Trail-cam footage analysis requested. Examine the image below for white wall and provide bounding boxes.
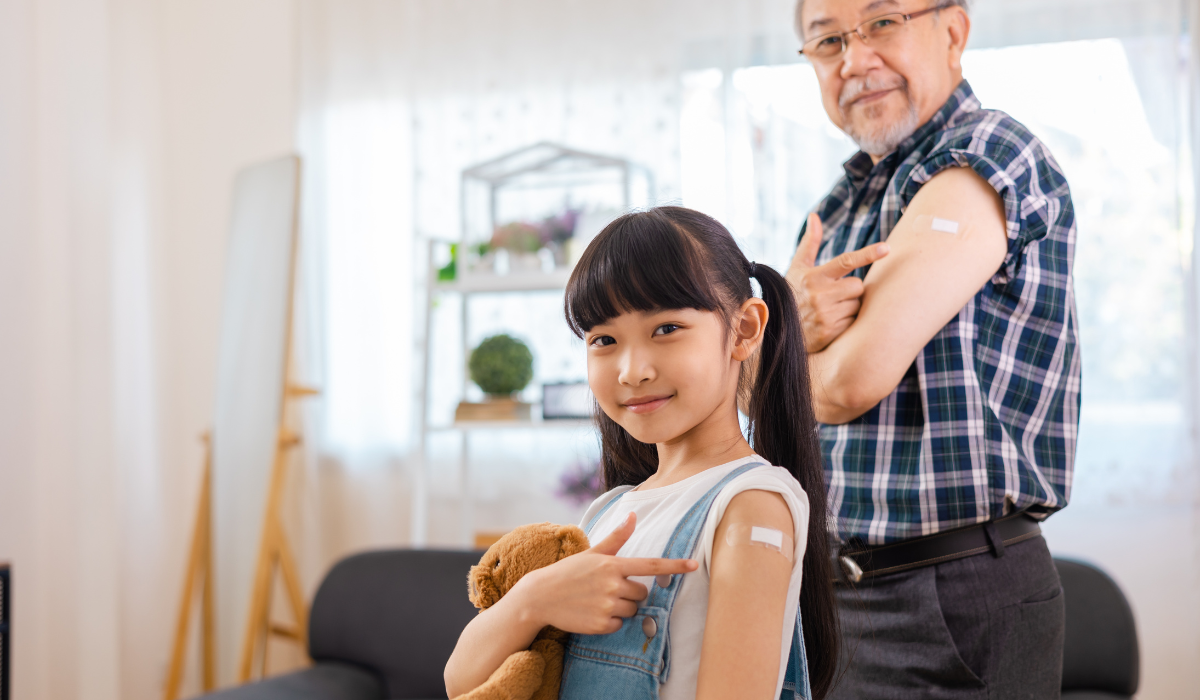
[0,0,297,698]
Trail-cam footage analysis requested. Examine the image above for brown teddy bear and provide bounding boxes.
[457,522,591,700]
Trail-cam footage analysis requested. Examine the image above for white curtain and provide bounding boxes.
[1,0,301,696]
[0,1,163,698]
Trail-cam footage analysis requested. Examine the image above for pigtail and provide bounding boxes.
[747,263,839,700]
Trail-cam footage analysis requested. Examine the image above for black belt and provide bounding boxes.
[834,511,1042,583]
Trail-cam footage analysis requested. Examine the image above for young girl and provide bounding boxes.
[445,207,838,700]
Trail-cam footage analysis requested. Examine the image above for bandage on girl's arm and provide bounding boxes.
[724,523,794,562]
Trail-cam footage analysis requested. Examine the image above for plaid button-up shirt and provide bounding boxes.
[803,80,1080,545]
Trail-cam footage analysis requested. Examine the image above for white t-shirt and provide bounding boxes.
[578,455,810,700]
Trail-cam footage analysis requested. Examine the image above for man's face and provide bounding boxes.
[798,0,967,157]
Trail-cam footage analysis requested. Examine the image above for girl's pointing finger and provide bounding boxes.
[618,557,699,577]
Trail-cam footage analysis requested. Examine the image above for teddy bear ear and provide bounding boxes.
[555,524,590,559]
[467,565,501,610]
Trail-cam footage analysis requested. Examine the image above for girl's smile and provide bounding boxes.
[622,394,674,414]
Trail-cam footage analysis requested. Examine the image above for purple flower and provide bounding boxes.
[556,458,604,505]
[539,209,581,244]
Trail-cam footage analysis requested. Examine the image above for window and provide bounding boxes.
[681,37,1195,507]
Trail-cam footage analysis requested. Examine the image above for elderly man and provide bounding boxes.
[787,0,1078,697]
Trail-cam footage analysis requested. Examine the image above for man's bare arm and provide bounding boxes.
[809,167,1009,424]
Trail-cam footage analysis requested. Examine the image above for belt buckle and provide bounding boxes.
[839,555,864,583]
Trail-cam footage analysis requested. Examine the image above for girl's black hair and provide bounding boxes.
[563,206,839,699]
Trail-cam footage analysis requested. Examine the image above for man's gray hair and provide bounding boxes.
[795,0,970,39]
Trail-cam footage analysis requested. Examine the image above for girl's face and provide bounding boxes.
[584,307,744,445]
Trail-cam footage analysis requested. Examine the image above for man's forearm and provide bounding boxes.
[807,331,897,425]
[808,348,861,425]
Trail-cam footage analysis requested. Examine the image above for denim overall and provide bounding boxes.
[559,463,813,700]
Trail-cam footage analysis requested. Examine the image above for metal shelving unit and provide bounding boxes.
[412,143,652,547]
[412,263,597,548]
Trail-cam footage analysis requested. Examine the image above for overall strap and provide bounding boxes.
[583,486,633,536]
[658,462,764,560]
[561,460,769,690]
[645,462,766,610]
[780,607,812,700]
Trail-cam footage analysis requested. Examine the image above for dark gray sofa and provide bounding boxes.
[1058,558,1139,699]
[200,552,1138,700]
[202,549,481,700]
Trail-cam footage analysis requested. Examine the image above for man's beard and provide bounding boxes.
[838,76,919,158]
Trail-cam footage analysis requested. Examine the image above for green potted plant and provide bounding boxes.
[456,334,534,421]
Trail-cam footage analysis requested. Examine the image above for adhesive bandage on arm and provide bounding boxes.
[912,214,968,237]
[723,523,794,562]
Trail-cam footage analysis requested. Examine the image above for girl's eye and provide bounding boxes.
[589,335,615,347]
[654,324,681,336]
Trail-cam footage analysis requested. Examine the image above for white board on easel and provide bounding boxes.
[210,154,300,685]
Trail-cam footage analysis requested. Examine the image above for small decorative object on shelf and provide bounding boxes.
[475,209,582,276]
[436,242,458,282]
[455,398,531,422]
[492,221,544,253]
[457,334,535,421]
[542,381,592,420]
[556,459,604,505]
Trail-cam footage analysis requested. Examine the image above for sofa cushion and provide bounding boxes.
[308,549,482,699]
[200,662,382,700]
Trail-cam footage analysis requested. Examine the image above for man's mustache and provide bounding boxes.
[839,76,909,112]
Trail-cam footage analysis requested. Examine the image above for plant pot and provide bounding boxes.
[455,396,532,422]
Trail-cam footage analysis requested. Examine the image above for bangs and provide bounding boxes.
[564,209,723,336]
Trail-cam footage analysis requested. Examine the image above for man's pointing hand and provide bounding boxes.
[786,212,890,353]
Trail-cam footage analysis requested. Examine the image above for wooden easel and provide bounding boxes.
[163,387,316,697]
[164,154,312,698]
[236,384,318,683]
[164,435,216,699]
[163,389,317,698]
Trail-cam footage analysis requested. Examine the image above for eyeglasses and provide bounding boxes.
[799,4,949,64]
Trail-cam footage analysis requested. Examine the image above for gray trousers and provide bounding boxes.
[827,535,1065,700]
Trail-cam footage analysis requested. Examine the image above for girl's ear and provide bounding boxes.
[732,297,769,361]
